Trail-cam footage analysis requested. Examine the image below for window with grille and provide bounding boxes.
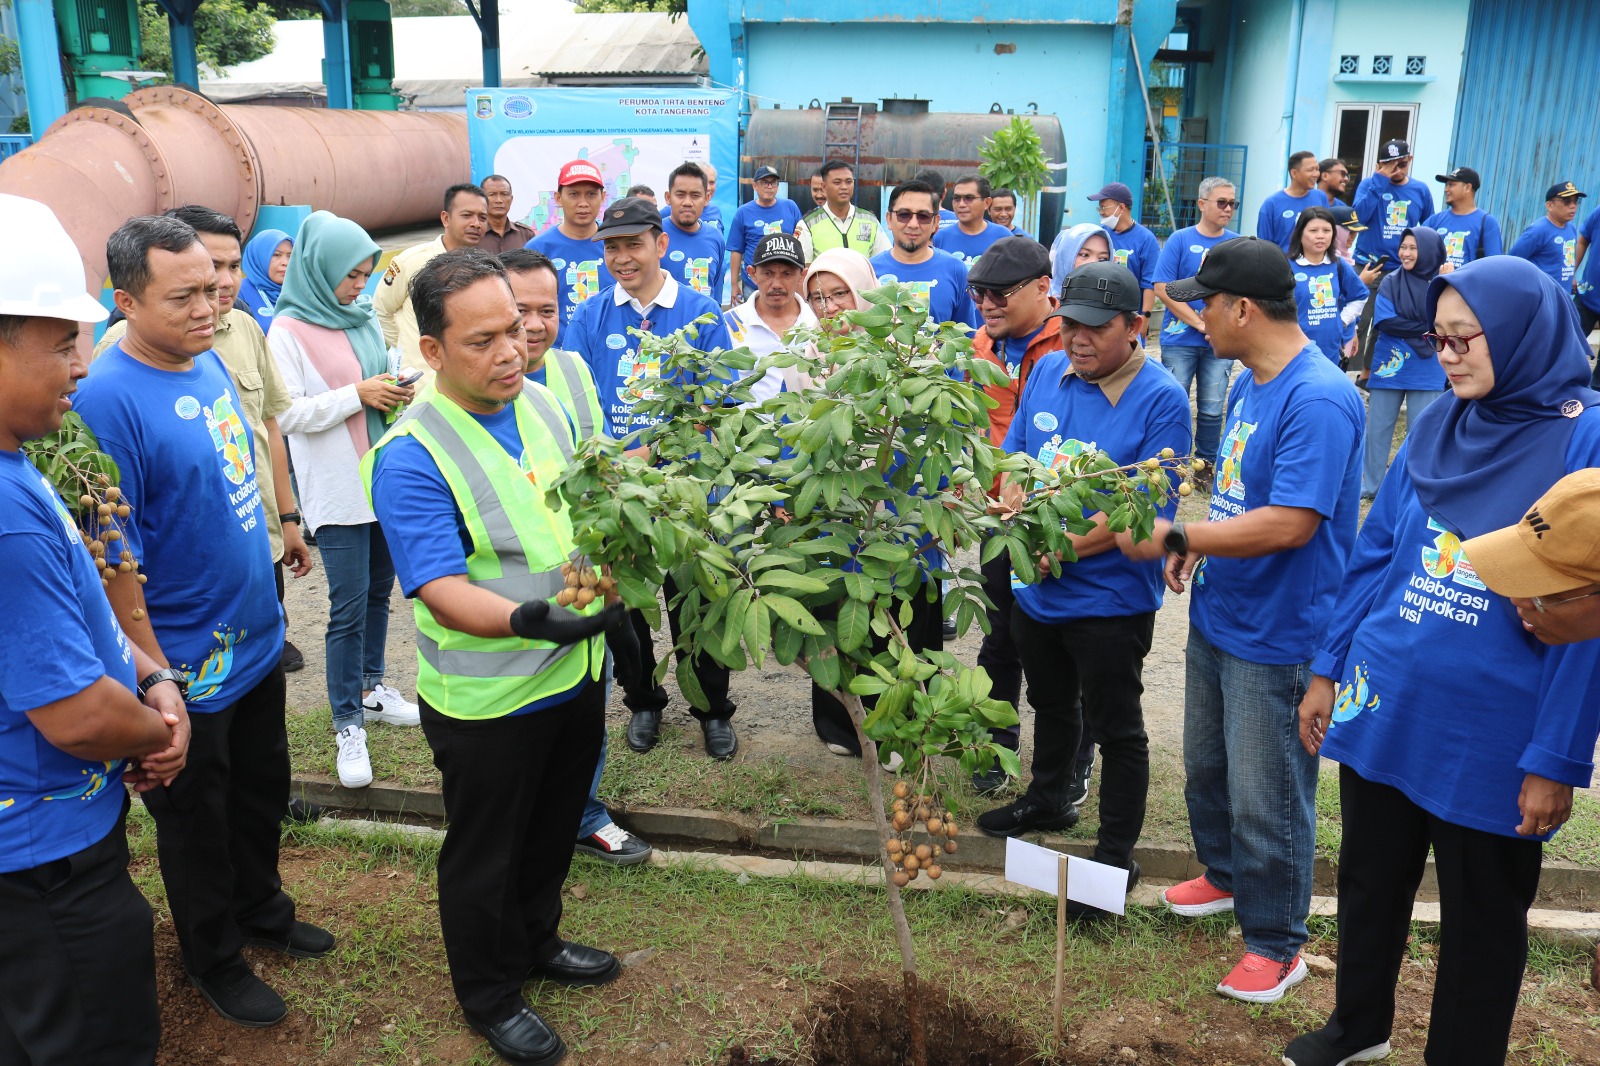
[1340,55,1359,74]
[1372,55,1393,75]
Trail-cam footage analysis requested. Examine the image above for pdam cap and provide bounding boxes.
[0,194,107,323]
[1462,469,1600,598]
[557,159,605,187]
[750,232,805,268]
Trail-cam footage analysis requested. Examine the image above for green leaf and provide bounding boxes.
[754,569,832,595]
[675,655,709,712]
[773,619,804,665]
[806,647,841,692]
[761,594,826,636]
[835,598,871,653]
[843,570,874,602]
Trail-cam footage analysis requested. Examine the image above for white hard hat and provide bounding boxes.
[0,193,108,323]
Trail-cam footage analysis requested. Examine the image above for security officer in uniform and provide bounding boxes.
[802,160,890,259]
[374,183,489,369]
[0,194,189,1064]
[365,249,626,1065]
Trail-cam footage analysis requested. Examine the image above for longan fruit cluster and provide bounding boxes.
[1139,448,1207,499]
[77,486,146,611]
[556,559,616,609]
[885,780,958,888]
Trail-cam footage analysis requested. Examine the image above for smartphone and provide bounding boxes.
[396,368,424,388]
[1355,253,1389,268]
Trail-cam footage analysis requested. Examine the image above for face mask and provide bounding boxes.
[1100,211,1121,230]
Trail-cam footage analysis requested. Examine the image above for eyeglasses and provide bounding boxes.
[967,279,1035,307]
[951,194,983,203]
[1422,329,1486,355]
[807,288,854,310]
[1202,198,1239,210]
[891,210,937,224]
[1532,588,1600,613]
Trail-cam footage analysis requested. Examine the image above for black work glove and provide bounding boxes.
[508,599,625,646]
[605,606,642,687]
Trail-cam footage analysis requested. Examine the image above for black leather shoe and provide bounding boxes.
[700,716,737,760]
[1065,860,1140,921]
[284,795,326,824]
[526,941,622,987]
[191,962,287,1028]
[465,1005,566,1065]
[280,640,305,673]
[625,710,661,753]
[975,796,1080,838]
[243,920,336,959]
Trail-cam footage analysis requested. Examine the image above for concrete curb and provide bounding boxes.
[292,774,1600,911]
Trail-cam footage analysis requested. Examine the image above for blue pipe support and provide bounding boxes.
[15,0,68,133]
[1219,0,1237,144]
[1280,0,1305,167]
[168,15,199,89]
[319,0,351,110]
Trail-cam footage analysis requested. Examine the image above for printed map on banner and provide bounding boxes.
[496,134,712,235]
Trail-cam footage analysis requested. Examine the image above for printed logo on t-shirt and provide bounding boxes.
[1563,239,1576,271]
[761,219,787,236]
[1282,209,1295,218]
[565,259,604,305]
[1308,273,1335,309]
[174,395,201,420]
[41,760,115,802]
[616,346,661,405]
[1113,248,1132,267]
[1035,435,1094,479]
[204,391,255,486]
[684,258,714,296]
[180,627,245,704]
[1419,517,1486,589]
[1214,415,1256,506]
[1332,662,1380,724]
[1033,411,1059,432]
[1440,230,1467,263]
[1384,200,1410,231]
[1396,518,1492,627]
[1372,343,1409,379]
[669,250,686,262]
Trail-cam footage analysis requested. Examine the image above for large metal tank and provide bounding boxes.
[742,100,1066,242]
[0,86,468,294]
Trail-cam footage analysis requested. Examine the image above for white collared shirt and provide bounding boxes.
[723,291,819,404]
[613,270,680,315]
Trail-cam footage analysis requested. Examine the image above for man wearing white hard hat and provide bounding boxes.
[0,194,189,1063]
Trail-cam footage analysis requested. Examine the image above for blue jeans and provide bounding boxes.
[1182,627,1318,964]
[1160,345,1234,464]
[576,654,615,840]
[1362,387,1445,497]
[317,522,396,731]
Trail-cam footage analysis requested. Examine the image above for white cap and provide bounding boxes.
[0,194,108,323]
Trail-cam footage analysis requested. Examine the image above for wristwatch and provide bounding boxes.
[279,510,302,525]
[138,667,189,702]
[1162,521,1189,557]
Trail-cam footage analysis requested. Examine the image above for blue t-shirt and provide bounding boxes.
[0,450,138,872]
[1108,223,1162,295]
[1368,289,1448,391]
[1579,210,1600,314]
[369,400,586,716]
[1315,415,1600,838]
[870,249,981,330]
[938,208,958,231]
[662,218,728,300]
[1189,345,1365,665]
[1002,355,1192,623]
[1256,188,1330,252]
[934,221,1012,267]
[1294,257,1366,364]
[660,201,723,233]
[1153,227,1236,350]
[566,280,733,441]
[1422,208,1504,268]
[526,227,613,325]
[1509,217,1580,288]
[1352,174,1435,263]
[73,347,283,710]
[727,199,804,266]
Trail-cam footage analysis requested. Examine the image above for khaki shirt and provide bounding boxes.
[95,310,294,560]
[373,236,445,368]
[477,221,534,255]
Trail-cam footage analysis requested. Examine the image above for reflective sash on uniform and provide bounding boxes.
[803,207,881,258]
[362,381,601,719]
[540,348,605,441]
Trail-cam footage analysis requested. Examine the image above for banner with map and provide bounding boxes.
[466,87,740,235]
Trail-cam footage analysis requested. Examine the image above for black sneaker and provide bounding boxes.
[942,617,958,641]
[243,919,336,959]
[1064,755,1093,807]
[1281,1029,1392,1066]
[971,764,1012,795]
[574,822,653,866]
[1064,860,1139,921]
[280,640,305,673]
[190,962,287,1028]
[976,796,1080,838]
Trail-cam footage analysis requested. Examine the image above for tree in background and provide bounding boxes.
[137,0,276,78]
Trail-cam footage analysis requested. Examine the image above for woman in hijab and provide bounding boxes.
[1047,222,1112,297]
[1289,257,1600,1066]
[1361,226,1447,498]
[238,228,293,335]
[268,211,419,790]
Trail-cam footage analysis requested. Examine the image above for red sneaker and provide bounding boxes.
[1162,875,1234,916]
[1217,952,1306,1003]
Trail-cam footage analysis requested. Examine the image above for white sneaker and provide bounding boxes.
[362,683,420,726]
[825,742,853,756]
[336,726,373,788]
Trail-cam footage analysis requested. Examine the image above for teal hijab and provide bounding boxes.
[275,211,389,448]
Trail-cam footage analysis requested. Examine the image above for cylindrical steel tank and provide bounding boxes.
[742,105,1066,243]
[0,86,468,293]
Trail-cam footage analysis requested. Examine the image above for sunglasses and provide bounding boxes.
[1422,329,1485,355]
[967,279,1036,307]
[1532,588,1600,613]
[891,210,937,224]
[1202,198,1239,210]
[951,194,983,203]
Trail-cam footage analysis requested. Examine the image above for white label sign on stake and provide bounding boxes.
[1004,837,1129,915]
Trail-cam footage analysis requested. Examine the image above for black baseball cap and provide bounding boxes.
[1436,166,1481,191]
[1163,236,1295,304]
[753,165,781,181]
[1328,204,1366,232]
[1050,262,1142,327]
[750,232,805,268]
[1546,181,1588,201]
[592,196,662,240]
[968,236,1051,288]
[1380,138,1412,162]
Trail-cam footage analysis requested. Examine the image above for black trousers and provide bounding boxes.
[974,547,1022,749]
[1324,765,1543,1066]
[142,664,296,980]
[620,574,734,721]
[1355,273,1385,372]
[0,801,159,1066]
[812,580,943,756]
[1012,606,1154,866]
[421,679,604,1023]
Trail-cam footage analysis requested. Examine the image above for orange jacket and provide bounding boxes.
[970,308,1065,446]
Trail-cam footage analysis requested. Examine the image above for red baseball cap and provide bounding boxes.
[557,160,604,187]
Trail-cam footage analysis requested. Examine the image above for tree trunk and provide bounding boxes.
[839,689,927,1066]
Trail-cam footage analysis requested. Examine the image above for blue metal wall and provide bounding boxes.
[1450,0,1600,241]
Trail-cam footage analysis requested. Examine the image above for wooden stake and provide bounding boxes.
[1053,852,1068,1048]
